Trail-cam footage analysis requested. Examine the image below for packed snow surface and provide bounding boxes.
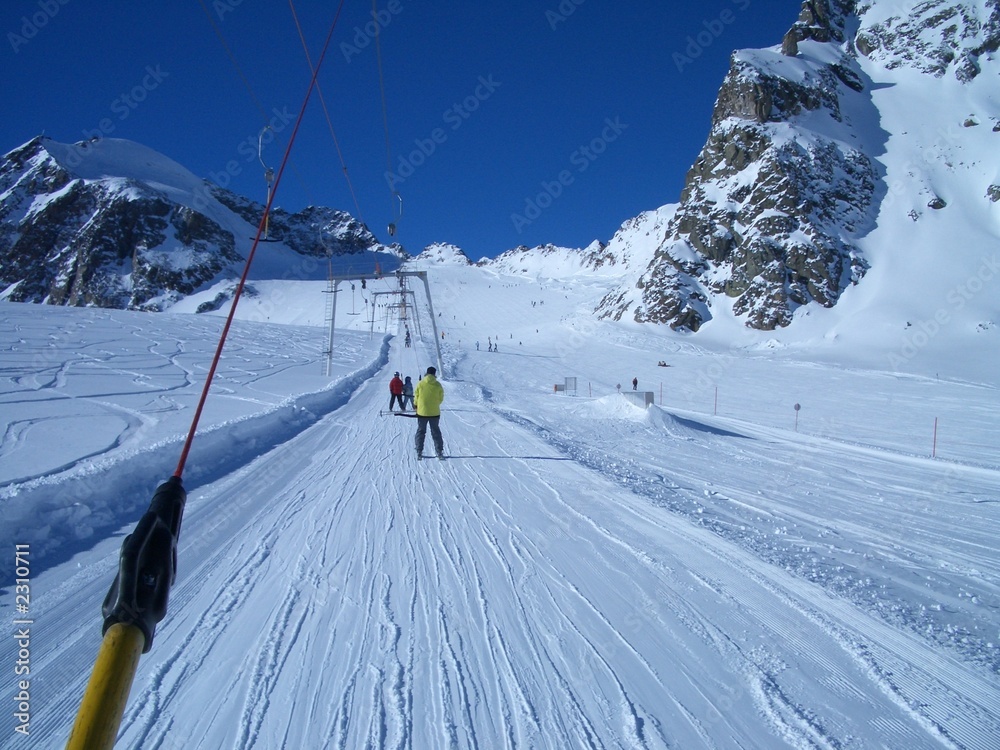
[1,258,998,749]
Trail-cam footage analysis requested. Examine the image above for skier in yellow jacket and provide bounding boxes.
[413,366,445,460]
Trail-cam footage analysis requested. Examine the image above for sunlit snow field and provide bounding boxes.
[1,256,998,749]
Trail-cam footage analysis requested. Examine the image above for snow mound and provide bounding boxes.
[570,394,652,422]
[567,396,741,444]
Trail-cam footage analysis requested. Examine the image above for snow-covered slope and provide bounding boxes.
[1,257,998,748]
[41,138,222,213]
[1,4,999,740]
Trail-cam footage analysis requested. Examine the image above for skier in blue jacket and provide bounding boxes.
[402,376,414,411]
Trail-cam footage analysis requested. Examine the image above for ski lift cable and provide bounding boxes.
[195,0,271,125]
[174,2,347,480]
[372,0,403,236]
[400,294,421,379]
[392,330,419,392]
[286,0,366,223]
[195,0,317,217]
[66,7,349,748]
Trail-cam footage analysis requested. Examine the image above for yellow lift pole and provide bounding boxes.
[65,623,145,750]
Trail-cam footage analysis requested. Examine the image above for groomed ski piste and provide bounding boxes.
[1,255,999,749]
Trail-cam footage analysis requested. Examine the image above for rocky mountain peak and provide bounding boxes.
[0,137,385,310]
[418,242,472,265]
[782,0,855,55]
[598,0,883,331]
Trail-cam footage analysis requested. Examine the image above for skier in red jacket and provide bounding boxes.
[388,372,405,412]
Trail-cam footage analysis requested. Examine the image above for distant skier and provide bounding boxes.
[632,377,638,391]
[404,330,411,347]
[414,366,445,460]
[402,375,414,411]
[388,372,404,412]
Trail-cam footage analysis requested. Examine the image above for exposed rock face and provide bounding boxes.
[598,0,879,331]
[783,0,853,55]
[670,113,876,330]
[0,138,241,309]
[211,191,377,258]
[855,0,1000,82]
[0,137,382,310]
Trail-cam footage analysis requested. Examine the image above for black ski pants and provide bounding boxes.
[415,415,443,456]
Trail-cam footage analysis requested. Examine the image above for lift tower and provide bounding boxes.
[323,270,443,377]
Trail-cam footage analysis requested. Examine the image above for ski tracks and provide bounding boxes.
[23,345,1000,749]
[407,422,677,748]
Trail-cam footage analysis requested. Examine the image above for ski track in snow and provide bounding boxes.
[1,283,999,748]
[478,392,1000,678]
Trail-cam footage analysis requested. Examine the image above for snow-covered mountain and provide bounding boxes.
[488,240,620,278]
[597,0,1000,332]
[0,136,393,310]
[1,0,997,351]
[412,241,474,266]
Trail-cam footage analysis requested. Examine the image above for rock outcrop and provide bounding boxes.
[0,136,383,310]
[597,0,886,331]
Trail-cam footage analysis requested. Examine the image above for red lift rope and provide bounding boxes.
[173,0,347,480]
[68,7,351,747]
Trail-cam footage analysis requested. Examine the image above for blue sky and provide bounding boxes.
[4,0,798,260]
